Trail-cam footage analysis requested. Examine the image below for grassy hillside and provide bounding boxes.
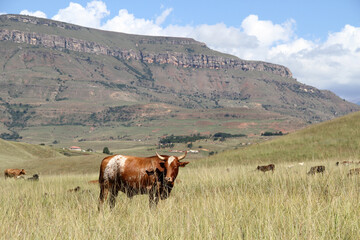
[0,139,105,175]
[1,162,360,239]
[202,111,360,166]
[0,139,61,163]
[1,111,359,175]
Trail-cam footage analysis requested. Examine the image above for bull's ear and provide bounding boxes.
[178,161,189,167]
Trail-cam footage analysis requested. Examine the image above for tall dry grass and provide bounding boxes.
[1,161,359,239]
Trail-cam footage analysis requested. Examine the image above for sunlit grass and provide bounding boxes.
[1,162,360,239]
[205,111,360,165]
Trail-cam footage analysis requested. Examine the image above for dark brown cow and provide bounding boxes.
[347,168,360,177]
[98,152,189,210]
[257,164,275,173]
[27,174,39,181]
[4,169,26,179]
[68,186,81,192]
[307,166,325,175]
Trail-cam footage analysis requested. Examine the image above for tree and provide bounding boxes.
[103,147,110,155]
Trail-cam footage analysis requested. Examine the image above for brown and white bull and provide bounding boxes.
[98,152,189,210]
[4,168,26,179]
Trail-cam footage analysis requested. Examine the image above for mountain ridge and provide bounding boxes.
[0,14,358,144]
[0,14,292,77]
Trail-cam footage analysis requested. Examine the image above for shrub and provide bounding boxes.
[103,147,110,155]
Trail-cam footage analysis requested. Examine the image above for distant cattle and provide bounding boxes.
[336,161,359,166]
[347,168,360,177]
[68,186,81,192]
[68,186,91,193]
[307,166,325,175]
[257,164,275,173]
[88,180,99,184]
[4,169,26,179]
[98,152,189,210]
[27,174,39,181]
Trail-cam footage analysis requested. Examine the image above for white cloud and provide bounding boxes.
[155,8,173,25]
[241,15,295,47]
[20,10,47,18]
[265,25,360,94]
[269,38,315,57]
[102,9,163,36]
[325,25,360,51]
[52,1,109,28]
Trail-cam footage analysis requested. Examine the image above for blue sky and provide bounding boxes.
[1,0,360,102]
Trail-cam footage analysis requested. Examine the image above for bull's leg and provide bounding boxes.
[149,193,159,208]
[149,184,160,208]
[98,182,109,211]
[109,185,118,209]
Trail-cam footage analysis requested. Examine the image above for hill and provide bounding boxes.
[1,111,359,175]
[203,111,360,166]
[0,138,105,175]
[0,14,359,145]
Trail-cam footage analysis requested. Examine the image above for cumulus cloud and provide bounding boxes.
[241,15,295,47]
[325,25,360,51]
[52,1,109,28]
[265,25,360,96]
[102,9,163,35]
[20,10,47,18]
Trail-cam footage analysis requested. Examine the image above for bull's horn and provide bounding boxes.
[178,151,187,161]
[156,152,166,160]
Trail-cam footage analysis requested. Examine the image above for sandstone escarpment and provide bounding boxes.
[0,15,292,78]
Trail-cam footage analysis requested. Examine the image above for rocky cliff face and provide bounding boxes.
[0,15,292,78]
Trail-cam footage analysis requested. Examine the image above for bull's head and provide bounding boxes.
[156,151,189,184]
[20,169,26,175]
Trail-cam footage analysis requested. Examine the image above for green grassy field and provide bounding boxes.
[1,162,360,239]
[1,111,360,239]
[204,111,360,166]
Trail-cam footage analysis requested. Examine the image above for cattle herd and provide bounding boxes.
[4,169,39,181]
[3,154,360,209]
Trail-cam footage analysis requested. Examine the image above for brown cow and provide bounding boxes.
[336,161,353,166]
[307,166,325,175]
[336,161,360,166]
[347,168,360,176]
[257,164,275,173]
[98,152,189,210]
[88,179,99,184]
[4,169,26,179]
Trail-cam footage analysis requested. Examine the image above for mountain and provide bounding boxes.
[0,14,359,144]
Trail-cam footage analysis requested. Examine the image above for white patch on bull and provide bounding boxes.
[104,155,127,181]
[168,156,176,166]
